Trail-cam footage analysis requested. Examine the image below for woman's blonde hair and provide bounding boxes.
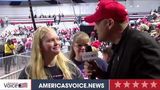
[70,31,90,60]
[26,26,74,79]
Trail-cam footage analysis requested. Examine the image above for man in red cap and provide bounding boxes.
[84,0,160,79]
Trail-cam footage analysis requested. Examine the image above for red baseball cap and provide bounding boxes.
[84,0,128,23]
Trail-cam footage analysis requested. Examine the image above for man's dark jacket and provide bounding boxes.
[105,26,160,79]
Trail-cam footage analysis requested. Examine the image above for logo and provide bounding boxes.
[19,83,28,88]
[4,82,28,88]
[82,52,98,61]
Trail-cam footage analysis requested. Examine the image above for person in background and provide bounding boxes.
[0,18,4,28]
[69,31,108,79]
[155,23,160,44]
[16,41,26,65]
[91,40,103,58]
[25,38,32,52]
[101,46,113,63]
[139,23,149,33]
[16,41,25,54]
[0,40,5,67]
[19,26,83,79]
[84,0,160,79]
[4,39,15,74]
[90,31,96,42]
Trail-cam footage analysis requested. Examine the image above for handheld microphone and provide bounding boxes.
[85,45,92,52]
[84,45,96,79]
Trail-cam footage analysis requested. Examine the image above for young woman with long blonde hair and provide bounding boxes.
[19,26,83,79]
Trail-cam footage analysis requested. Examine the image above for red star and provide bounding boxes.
[141,81,148,88]
[123,81,130,88]
[150,81,157,88]
[133,81,139,88]
[115,81,121,88]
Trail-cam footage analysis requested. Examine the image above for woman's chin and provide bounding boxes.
[51,49,60,54]
[79,52,85,57]
[54,52,60,55]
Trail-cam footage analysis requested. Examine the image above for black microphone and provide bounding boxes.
[85,45,96,79]
[85,45,92,52]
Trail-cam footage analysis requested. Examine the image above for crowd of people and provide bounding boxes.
[129,9,160,44]
[29,13,64,25]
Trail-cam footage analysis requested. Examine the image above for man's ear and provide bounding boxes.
[102,19,114,30]
[102,19,109,26]
[102,19,109,29]
[108,18,114,29]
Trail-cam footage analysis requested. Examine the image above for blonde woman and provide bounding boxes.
[19,27,83,79]
[70,31,108,79]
